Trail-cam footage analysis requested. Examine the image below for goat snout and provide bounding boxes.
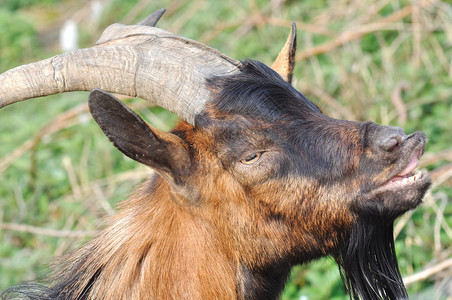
[376,126,406,152]
[364,122,407,153]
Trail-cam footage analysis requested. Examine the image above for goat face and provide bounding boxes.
[199,59,430,234]
[1,10,431,299]
[88,59,431,299]
[200,61,431,299]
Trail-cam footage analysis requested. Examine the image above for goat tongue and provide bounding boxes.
[395,150,421,177]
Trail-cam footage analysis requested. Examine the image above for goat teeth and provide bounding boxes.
[402,178,409,184]
[408,170,423,183]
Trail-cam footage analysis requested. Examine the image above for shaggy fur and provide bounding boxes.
[2,60,431,300]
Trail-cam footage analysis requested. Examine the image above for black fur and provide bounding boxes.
[239,263,292,300]
[205,59,320,122]
[204,60,363,187]
[2,60,430,300]
[336,216,407,300]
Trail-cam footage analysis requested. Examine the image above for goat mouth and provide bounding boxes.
[381,147,428,189]
[357,134,431,216]
[385,169,425,187]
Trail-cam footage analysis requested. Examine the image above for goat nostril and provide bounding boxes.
[380,136,402,152]
[386,138,400,152]
[372,125,407,152]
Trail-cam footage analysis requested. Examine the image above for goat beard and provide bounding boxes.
[335,215,408,300]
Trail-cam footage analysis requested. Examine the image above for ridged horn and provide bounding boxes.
[0,9,242,125]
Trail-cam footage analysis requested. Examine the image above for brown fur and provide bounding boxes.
[47,118,360,300]
[1,15,431,300]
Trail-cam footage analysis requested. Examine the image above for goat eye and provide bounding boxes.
[240,152,262,165]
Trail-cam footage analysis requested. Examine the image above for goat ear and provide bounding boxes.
[271,22,297,84]
[88,89,191,185]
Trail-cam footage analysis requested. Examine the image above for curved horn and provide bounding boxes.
[0,10,242,125]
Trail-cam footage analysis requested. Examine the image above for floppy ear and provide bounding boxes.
[88,89,192,186]
[271,22,297,84]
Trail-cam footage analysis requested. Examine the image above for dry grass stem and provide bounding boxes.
[421,149,452,168]
[390,81,410,126]
[404,258,452,286]
[412,1,422,68]
[296,0,434,61]
[63,156,83,200]
[0,222,94,238]
[394,211,414,239]
[266,17,332,36]
[168,0,205,33]
[121,0,153,25]
[0,104,88,173]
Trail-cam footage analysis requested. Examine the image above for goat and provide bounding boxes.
[0,9,431,300]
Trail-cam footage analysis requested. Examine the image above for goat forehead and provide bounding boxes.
[204,60,320,123]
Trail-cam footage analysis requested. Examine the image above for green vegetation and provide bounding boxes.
[0,0,451,299]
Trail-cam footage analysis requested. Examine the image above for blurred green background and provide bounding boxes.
[0,0,451,299]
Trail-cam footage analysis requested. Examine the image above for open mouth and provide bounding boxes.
[360,132,432,214]
[387,169,424,186]
[383,148,426,188]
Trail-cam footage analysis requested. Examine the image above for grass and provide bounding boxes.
[0,0,451,299]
